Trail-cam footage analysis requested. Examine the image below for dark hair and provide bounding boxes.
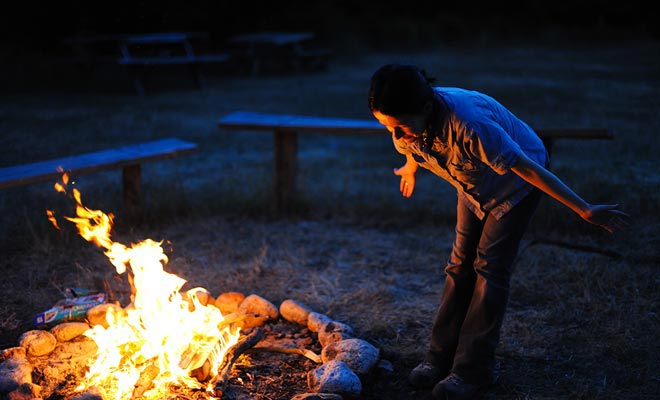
[368,64,436,116]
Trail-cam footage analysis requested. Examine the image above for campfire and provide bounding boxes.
[0,174,384,400]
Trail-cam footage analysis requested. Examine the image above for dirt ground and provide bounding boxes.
[1,36,659,399]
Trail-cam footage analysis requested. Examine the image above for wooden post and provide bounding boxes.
[188,63,206,90]
[122,164,142,221]
[273,129,298,213]
[132,67,146,97]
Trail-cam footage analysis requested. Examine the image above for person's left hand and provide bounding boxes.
[582,204,632,233]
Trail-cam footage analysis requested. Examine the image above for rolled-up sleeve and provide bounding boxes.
[465,121,523,175]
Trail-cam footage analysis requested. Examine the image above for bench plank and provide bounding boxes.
[229,32,315,46]
[217,111,613,140]
[0,137,198,190]
[118,54,230,66]
[218,111,385,133]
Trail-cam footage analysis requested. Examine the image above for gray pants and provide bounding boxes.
[427,189,542,385]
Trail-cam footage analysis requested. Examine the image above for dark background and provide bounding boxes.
[1,0,657,53]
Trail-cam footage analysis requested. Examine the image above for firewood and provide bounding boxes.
[190,359,212,382]
[131,363,159,399]
[179,345,211,371]
[212,328,264,398]
[248,346,322,364]
[216,312,248,330]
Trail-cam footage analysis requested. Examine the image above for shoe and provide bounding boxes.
[431,373,482,400]
[408,361,447,389]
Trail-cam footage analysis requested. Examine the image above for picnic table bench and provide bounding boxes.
[0,138,198,219]
[217,111,613,212]
[117,32,231,95]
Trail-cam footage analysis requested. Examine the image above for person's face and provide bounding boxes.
[372,110,427,144]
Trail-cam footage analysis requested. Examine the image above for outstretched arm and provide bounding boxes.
[511,152,631,233]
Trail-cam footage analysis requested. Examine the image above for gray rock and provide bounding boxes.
[50,322,90,342]
[18,330,57,356]
[69,386,105,400]
[375,358,395,375]
[86,303,123,328]
[307,360,361,398]
[238,294,279,319]
[5,382,41,399]
[280,299,313,326]
[0,357,32,392]
[321,338,380,375]
[0,347,26,362]
[214,291,245,314]
[318,321,354,347]
[307,312,333,332]
[182,287,214,309]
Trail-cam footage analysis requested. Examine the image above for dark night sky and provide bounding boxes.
[1,1,656,53]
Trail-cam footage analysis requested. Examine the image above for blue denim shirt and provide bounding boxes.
[393,87,549,220]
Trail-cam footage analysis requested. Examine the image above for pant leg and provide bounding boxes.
[426,198,485,370]
[452,189,542,384]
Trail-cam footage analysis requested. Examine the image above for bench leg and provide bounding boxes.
[249,51,261,76]
[189,64,206,89]
[273,129,298,213]
[127,66,146,96]
[123,164,142,220]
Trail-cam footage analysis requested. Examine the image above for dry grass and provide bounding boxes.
[1,37,659,399]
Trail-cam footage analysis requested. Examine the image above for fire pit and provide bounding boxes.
[0,175,385,399]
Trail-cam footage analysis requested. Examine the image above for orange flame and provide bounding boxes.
[51,175,240,399]
[54,168,68,193]
[46,210,60,230]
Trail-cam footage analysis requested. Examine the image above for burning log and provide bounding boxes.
[178,312,258,382]
[216,312,249,330]
[179,346,211,371]
[212,328,265,398]
[190,359,212,382]
[131,363,159,399]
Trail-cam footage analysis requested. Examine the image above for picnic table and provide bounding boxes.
[227,31,331,75]
[64,32,230,95]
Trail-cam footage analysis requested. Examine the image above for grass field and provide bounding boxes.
[1,36,659,399]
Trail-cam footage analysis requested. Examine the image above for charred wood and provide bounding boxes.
[212,328,264,398]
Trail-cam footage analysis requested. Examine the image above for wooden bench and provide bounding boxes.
[217,111,613,212]
[0,138,198,219]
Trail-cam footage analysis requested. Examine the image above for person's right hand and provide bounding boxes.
[394,163,416,198]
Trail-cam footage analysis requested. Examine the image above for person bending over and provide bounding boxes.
[368,64,631,400]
